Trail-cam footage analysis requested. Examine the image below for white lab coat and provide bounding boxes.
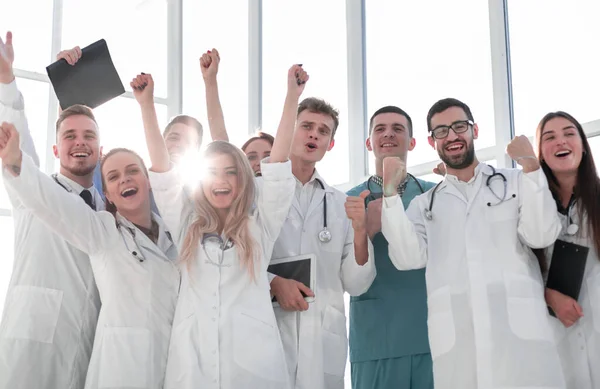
[269,171,376,389]
[543,207,600,389]
[3,154,181,389]
[382,164,566,389]
[0,80,100,389]
[150,160,295,389]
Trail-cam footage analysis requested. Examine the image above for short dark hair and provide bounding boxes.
[369,106,413,137]
[163,115,204,148]
[426,98,474,132]
[297,97,340,138]
[241,131,275,151]
[56,104,98,135]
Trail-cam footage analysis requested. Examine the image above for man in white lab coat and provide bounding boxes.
[0,33,102,389]
[269,97,376,389]
[380,97,566,389]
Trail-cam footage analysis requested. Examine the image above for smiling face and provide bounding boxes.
[101,151,151,215]
[428,106,478,170]
[367,112,415,161]
[539,116,584,176]
[201,152,239,210]
[163,123,201,163]
[53,114,100,177]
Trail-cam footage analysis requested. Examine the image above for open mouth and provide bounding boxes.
[555,150,572,158]
[212,188,231,196]
[306,142,318,151]
[70,152,90,158]
[381,143,397,148]
[445,142,464,152]
[121,188,138,198]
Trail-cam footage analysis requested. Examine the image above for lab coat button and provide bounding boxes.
[212,318,216,322]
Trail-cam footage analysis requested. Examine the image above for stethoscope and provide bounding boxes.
[202,233,234,267]
[565,200,579,236]
[118,222,174,262]
[365,173,426,201]
[424,165,515,221]
[314,178,332,243]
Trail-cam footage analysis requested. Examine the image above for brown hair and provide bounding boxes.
[241,132,275,152]
[297,97,340,138]
[533,111,600,273]
[100,148,150,215]
[56,104,98,136]
[163,115,204,148]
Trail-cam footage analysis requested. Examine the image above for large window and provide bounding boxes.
[366,0,496,171]
[508,0,600,137]
[262,0,350,185]
[0,0,53,73]
[62,0,169,98]
[182,0,249,148]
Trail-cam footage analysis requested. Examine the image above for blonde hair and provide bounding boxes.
[179,141,259,279]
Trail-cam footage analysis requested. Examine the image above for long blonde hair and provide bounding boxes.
[179,141,259,279]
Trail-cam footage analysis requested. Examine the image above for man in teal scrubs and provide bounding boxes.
[347,106,436,389]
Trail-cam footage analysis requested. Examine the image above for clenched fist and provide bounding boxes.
[345,190,370,233]
[383,157,406,197]
[506,135,539,172]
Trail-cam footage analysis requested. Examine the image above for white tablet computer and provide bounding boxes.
[268,253,316,307]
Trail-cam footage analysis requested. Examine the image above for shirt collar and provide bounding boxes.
[57,172,94,194]
[445,162,484,185]
[369,174,409,196]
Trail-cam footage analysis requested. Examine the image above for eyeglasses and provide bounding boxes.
[430,120,474,139]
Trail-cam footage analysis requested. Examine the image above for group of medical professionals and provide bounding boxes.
[0,27,597,389]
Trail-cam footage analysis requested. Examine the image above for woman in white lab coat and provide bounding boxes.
[532,111,600,389]
[0,125,180,389]
[133,66,306,389]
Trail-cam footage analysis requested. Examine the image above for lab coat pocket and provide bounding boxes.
[427,287,456,360]
[233,311,287,382]
[0,285,63,343]
[588,273,600,332]
[98,327,151,388]
[504,273,552,341]
[321,305,348,377]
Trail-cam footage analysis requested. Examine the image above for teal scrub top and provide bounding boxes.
[346,176,436,363]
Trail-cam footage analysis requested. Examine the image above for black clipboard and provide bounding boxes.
[46,39,125,109]
[268,254,316,306]
[546,239,588,316]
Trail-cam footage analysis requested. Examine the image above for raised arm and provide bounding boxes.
[380,157,428,270]
[131,73,170,173]
[0,122,113,255]
[200,49,228,142]
[269,64,307,163]
[0,31,39,167]
[506,135,562,247]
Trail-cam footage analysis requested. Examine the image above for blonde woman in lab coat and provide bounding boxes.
[133,65,306,388]
[532,111,600,389]
[0,123,180,389]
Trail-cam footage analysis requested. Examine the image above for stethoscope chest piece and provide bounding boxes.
[566,223,579,236]
[424,209,433,221]
[319,228,332,243]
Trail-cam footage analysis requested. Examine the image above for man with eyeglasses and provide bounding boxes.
[346,106,435,389]
[379,98,566,389]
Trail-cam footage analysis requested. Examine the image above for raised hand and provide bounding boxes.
[56,46,82,66]
[366,198,382,239]
[433,161,446,176]
[0,31,15,83]
[345,190,370,233]
[200,49,220,81]
[131,73,154,106]
[287,64,309,99]
[0,122,22,170]
[506,135,539,172]
[383,156,406,197]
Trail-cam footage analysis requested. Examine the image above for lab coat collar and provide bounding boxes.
[115,212,176,260]
[434,163,487,203]
[55,173,105,211]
